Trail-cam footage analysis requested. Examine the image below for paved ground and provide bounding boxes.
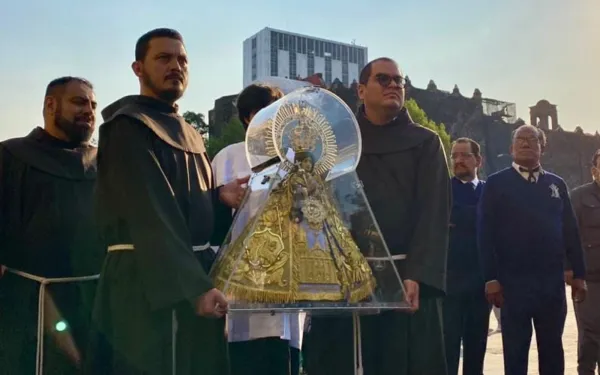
[460,287,579,374]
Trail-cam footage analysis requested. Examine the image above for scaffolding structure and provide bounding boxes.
[481,98,517,123]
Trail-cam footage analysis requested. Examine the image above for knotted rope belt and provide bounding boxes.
[107,242,210,375]
[5,268,100,375]
[107,243,211,253]
[104,245,403,375]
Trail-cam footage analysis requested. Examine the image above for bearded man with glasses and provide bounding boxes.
[305,57,451,375]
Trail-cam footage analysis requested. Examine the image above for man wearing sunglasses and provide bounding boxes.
[305,57,451,375]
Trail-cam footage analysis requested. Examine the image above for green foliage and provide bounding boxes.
[404,98,451,156]
[182,111,209,135]
[205,118,245,159]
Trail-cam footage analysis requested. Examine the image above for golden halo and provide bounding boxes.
[268,101,338,176]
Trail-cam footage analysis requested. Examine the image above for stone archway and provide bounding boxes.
[529,99,558,130]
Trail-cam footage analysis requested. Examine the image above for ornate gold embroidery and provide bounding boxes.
[211,158,376,304]
[211,97,375,304]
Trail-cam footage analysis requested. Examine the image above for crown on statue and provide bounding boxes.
[289,116,318,153]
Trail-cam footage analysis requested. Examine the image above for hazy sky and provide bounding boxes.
[0,0,598,141]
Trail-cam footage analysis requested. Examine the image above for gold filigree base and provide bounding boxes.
[211,167,377,305]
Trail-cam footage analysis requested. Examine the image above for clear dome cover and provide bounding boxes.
[245,86,361,182]
[248,77,314,95]
[211,86,407,314]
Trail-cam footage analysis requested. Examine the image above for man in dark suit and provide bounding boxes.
[570,149,600,375]
[444,138,489,375]
[478,124,587,375]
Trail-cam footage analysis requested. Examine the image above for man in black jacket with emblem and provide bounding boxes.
[305,57,451,375]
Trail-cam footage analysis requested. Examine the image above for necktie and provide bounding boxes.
[519,166,539,183]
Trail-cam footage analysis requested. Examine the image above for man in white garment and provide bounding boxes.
[211,83,306,375]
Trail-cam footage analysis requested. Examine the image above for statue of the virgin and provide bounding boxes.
[210,99,376,304]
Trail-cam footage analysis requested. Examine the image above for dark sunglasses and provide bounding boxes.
[374,73,405,88]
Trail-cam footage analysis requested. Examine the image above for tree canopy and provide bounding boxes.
[205,117,245,159]
[404,98,451,156]
[182,111,209,136]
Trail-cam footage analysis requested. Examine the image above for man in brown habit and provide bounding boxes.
[86,28,246,375]
[570,149,600,375]
[305,57,451,375]
[0,76,104,374]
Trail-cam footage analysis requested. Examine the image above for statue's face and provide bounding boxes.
[300,157,313,171]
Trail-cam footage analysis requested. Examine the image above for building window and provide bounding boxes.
[270,36,278,77]
[308,53,314,76]
[278,33,284,50]
[290,35,296,53]
[252,37,257,81]
[308,39,314,54]
[358,49,365,65]
[325,56,332,85]
[358,48,365,72]
[289,51,297,79]
[342,61,348,86]
[283,34,289,51]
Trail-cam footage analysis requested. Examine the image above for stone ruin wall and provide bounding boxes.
[209,77,599,188]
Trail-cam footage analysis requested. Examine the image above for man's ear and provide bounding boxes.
[44,96,56,114]
[476,155,483,169]
[357,84,366,101]
[131,61,142,78]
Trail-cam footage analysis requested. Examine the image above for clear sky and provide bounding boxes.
[0,0,598,141]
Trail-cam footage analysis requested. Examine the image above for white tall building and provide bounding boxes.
[242,28,368,88]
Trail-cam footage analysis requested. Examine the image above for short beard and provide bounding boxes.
[142,70,183,103]
[54,104,93,145]
[454,170,476,181]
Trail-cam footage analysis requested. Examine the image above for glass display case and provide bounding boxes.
[210,86,409,314]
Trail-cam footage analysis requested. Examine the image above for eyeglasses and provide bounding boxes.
[515,136,540,145]
[450,152,474,160]
[374,73,405,88]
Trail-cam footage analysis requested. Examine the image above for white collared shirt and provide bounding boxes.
[212,142,306,348]
[458,177,480,187]
[512,162,542,182]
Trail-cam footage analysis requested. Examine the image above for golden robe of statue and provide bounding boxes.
[211,152,376,304]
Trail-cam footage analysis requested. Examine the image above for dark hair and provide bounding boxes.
[592,149,600,168]
[236,84,283,126]
[45,76,93,98]
[359,57,397,85]
[452,137,481,158]
[135,28,184,61]
[511,125,547,148]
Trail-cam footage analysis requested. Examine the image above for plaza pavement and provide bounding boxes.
[460,287,579,374]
